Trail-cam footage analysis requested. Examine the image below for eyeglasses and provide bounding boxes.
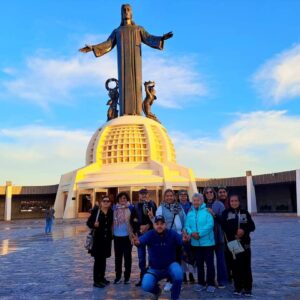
[102,200,110,203]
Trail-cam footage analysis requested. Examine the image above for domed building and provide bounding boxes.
[54,116,197,219]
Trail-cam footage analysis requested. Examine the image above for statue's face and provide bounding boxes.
[122,5,132,21]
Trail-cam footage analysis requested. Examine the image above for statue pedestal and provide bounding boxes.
[54,116,197,218]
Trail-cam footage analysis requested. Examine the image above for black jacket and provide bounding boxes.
[130,201,157,234]
[87,208,113,257]
[221,207,255,246]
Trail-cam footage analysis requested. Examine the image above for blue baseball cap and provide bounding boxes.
[154,215,165,223]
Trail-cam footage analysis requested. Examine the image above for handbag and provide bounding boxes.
[224,211,244,259]
[84,208,100,251]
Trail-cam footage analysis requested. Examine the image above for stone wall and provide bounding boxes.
[11,194,56,220]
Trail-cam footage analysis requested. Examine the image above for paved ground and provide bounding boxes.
[0,215,300,299]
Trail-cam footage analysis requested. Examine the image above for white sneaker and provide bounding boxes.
[163,282,172,292]
[193,284,206,292]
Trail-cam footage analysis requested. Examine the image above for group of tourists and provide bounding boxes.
[86,187,255,299]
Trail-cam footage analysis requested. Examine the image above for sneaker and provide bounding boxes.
[218,284,226,289]
[114,278,122,284]
[233,290,242,296]
[189,272,195,283]
[135,280,142,287]
[151,287,162,300]
[243,291,253,297]
[193,284,206,292]
[124,279,130,284]
[183,273,188,283]
[206,285,216,293]
[103,278,110,285]
[163,282,172,292]
[93,282,106,288]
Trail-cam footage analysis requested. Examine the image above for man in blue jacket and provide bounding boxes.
[132,215,189,300]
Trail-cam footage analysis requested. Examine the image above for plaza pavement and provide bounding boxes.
[0,215,300,299]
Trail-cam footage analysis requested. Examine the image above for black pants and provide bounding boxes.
[114,236,132,280]
[232,248,253,292]
[94,255,106,283]
[193,246,215,286]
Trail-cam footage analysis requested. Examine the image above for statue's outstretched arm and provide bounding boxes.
[79,30,116,57]
[141,27,173,50]
[162,31,173,40]
[79,44,93,53]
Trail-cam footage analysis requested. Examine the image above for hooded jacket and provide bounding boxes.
[185,203,215,247]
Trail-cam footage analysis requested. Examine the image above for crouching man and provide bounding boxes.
[132,215,189,300]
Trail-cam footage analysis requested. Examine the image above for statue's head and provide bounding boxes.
[121,4,135,25]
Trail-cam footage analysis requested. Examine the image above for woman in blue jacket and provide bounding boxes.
[185,193,216,293]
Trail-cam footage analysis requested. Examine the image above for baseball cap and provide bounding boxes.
[154,215,165,223]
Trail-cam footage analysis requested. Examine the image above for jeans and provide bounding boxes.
[225,244,234,281]
[142,262,183,300]
[114,236,132,280]
[45,219,53,233]
[215,243,228,285]
[137,244,147,277]
[193,246,215,286]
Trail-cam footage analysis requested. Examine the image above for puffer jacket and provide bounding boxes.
[185,203,215,247]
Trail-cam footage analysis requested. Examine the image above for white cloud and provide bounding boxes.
[0,45,207,109]
[143,54,207,108]
[0,110,299,184]
[172,110,300,178]
[2,67,17,75]
[253,44,300,104]
[0,126,92,185]
[1,55,117,109]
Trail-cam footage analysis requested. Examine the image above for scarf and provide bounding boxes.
[162,201,182,215]
[114,202,130,227]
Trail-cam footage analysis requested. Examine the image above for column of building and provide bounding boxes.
[296,169,300,217]
[246,171,257,214]
[4,181,12,221]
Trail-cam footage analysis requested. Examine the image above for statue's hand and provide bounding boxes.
[162,31,173,40]
[79,44,93,53]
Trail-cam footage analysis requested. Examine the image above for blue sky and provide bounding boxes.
[1,0,300,185]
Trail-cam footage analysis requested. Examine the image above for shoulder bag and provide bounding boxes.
[225,211,244,259]
[85,208,100,251]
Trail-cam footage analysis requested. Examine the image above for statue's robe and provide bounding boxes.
[92,25,164,116]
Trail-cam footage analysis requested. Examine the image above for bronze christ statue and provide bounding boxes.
[79,4,173,116]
